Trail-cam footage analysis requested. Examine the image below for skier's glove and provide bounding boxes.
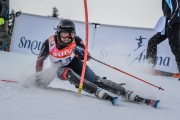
[74,46,91,60]
[0,17,5,26]
[34,72,44,87]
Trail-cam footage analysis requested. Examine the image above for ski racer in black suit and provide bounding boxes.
[35,19,159,107]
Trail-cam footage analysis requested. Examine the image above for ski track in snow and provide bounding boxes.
[0,51,180,120]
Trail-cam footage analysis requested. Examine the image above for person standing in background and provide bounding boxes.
[0,0,10,51]
[146,0,180,79]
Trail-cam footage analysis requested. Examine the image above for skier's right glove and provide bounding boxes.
[34,72,44,87]
[0,17,5,26]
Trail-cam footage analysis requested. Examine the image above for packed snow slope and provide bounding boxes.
[0,51,180,120]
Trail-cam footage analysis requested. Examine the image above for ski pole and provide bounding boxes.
[89,56,165,91]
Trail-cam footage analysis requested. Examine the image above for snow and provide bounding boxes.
[0,51,180,120]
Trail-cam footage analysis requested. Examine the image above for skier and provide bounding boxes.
[35,19,159,107]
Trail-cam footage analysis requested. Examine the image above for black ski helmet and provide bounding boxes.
[56,19,76,46]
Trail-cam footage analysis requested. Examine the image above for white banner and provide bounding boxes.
[92,25,178,73]
[10,13,178,73]
[10,13,60,55]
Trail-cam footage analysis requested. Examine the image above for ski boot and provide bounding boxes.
[94,77,126,96]
[96,88,120,106]
[144,99,160,108]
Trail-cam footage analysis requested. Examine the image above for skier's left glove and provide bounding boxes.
[74,46,91,60]
[0,17,5,26]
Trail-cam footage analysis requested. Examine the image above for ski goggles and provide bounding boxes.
[60,32,75,39]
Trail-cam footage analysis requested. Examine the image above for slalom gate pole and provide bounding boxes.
[78,0,89,95]
[89,56,165,91]
[1,80,19,84]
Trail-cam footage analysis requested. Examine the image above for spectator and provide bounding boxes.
[0,0,10,51]
[146,0,180,78]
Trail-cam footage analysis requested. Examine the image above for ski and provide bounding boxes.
[151,70,180,79]
[111,97,121,106]
[1,79,159,108]
[46,86,120,106]
[145,99,160,108]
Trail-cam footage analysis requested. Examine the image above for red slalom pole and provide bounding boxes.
[90,56,164,91]
[78,0,89,95]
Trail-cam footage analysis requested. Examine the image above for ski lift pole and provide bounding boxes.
[89,56,165,91]
[78,0,89,95]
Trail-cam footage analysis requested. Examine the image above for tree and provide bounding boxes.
[52,7,59,18]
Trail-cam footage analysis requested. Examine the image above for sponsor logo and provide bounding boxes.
[52,49,73,57]
[18,36,42,55]
[128,35,170,66]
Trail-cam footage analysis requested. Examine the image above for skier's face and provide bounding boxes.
[60,32,75,43]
